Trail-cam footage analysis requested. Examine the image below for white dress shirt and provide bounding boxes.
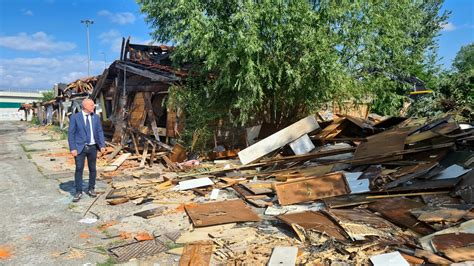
[82,111,95,145]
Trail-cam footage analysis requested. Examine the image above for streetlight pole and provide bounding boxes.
[81,19,94,76]
[101,52,107,70]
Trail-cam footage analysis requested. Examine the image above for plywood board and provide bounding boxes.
[353,127,411,165]
[326,209,397,240]
[129,92,146,128]
[185,199,260,227]
[275,173,349,205]
[238,115,320,165]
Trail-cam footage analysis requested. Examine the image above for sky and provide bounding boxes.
[0,0,473,91]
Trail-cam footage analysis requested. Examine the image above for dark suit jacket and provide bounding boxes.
[68,112,106,154]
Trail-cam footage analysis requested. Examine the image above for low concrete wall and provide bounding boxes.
[0,108,32,121]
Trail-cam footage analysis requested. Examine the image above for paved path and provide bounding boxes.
[0,122,105,265]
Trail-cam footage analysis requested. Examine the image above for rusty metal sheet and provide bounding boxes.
[109,239,167,262]
[184,199,260,227]
[368,198,434,235]
[431,233,474,252]
[179,240,213,266]
[134,207,167,219]
[277,211,346,241]
[353,127,412,165]
[275,173,349,205]
[442,246,474,262]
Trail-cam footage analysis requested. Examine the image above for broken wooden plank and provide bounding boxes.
[442,246,474,262]
[104,153,131,172]
[325,208,398,241]
[414,249,452,264]
[149,144,156,167]
[238,115,320,165]
[274,173,349,205]
[184,199,260,227]
[139,142,149,168]
[144,92,172,151]
[106,145,123,162]
[170,143,186,163]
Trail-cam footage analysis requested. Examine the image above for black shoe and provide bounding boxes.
[73,192,83,202]
[87,189,97,198]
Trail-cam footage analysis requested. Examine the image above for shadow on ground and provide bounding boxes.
[59,180,92,196]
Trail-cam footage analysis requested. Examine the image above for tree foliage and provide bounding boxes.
[41,90,55,102]
[408,43,474,122]
[138,0,448,143]
[453,43,474,73]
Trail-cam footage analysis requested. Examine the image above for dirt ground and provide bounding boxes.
[0,121,187,265]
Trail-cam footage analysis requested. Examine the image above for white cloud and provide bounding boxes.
[0,32,76,52]
[99,29,123,53]
[99,29,155,53]
[98,10,136,25]
[22,9,34,16]
[441,22,456,32]
[0,55,104,90]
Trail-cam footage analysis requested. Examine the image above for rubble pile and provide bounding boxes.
[97,114,473,264]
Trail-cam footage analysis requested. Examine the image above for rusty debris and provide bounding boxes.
[26,40,474,264]
[185,199,260,227]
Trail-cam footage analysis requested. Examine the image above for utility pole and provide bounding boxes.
[101,52,107,70]
[81,19,94,76]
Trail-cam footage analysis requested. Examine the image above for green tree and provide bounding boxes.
[138,0,448,140]
[408,43,474,122]
[453,43,474,73]
[41,90,55,102]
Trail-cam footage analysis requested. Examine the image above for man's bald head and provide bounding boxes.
[82,99,95,114]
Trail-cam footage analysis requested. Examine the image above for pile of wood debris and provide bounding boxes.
[63,76,98,95]
[99,114,473,264]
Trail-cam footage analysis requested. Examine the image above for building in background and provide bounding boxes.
[0,90,43,121]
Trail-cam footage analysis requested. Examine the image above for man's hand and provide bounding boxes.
[100,147,106,154]
[71,150,78,157]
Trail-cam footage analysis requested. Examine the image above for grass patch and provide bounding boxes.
[49,125,68,140]
[164,241,183,249]
[68,203,77,209]
[26,153,32,159]
[101,229,114,238]
[30,116,40,126]
[97,256,117,266]
[94,245,108,254]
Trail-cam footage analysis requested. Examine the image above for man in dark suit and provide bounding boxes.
[68,98,106,202]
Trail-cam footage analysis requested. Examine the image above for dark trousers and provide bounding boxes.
[74,145,97,193]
